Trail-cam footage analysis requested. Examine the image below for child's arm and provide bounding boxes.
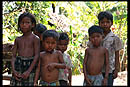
[113,50,120,79]
[34,56,41,86]
[22,37,40,79]
[47,51,66,72]
[55,51,66,69]
[68,68,72,86]
[83,48,92,85]
[11,38,21,81]
[102,48,109,86]
[113,37,123,79]
[104,48,109,78]
[11,38,17,74]
[67,55,73,86]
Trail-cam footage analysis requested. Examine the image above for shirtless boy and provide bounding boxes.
[83,25,109,86]
[34,30,66,86]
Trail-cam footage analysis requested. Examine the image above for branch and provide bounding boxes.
[3,7,22,16]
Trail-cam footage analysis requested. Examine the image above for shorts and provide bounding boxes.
[39,80,60,86]
[83,74,104,86]
[10,56,37,86]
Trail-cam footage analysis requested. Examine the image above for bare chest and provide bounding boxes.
[43,55,59,63]
[18,36,34,49]
[88,48,105,60]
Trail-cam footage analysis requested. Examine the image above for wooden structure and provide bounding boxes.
[3,43,13,81]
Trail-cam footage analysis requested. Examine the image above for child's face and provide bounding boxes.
[42,37,57,53]
[89,33,103,47]
[57,40,68,53]
[20,17,34,33]
[99,18,113,32]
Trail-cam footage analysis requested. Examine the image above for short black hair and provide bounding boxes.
[35,23,47,34]
[42,30,59,41]
[88,25,103,36]
[18,12,36,31]
[59,32,69,41]
[98,11,113,23]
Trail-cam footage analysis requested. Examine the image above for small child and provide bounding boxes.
[83,25,109,86]
[34,30,66,86]
[10,12,40,86]
[33,23,47,52]
[57,32,73,86]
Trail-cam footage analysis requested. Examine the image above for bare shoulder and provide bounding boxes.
[85,48,90,52]
[32,33,40,40]
[100,46,108,52]
[15,36,22,42]
[40,51,46,56]
[55,50,62,55]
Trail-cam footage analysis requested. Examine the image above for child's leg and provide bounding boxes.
[107,73,114,86]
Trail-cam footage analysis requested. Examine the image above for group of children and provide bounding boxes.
[10,11,123,86]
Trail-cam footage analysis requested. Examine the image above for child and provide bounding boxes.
[98,11,123,86]
[10,12,40,86]
[33,23,47,52]
[83,25,109,86]
[87,11,123,86]
[34,30,66,86]
[57,32,73,86]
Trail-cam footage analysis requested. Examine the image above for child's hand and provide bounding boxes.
[34,83,38,86]
[113,69,118,79]
[102,78,107,86]
[21,70,30,79]
[13,71,21,81]
[47,63,56,72]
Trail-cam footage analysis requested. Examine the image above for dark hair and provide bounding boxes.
[18,12,36,31]
[88,25,103,36]
[98,11,113,23]
[59,32,69,41]
[42,30,59,41]
[35,23,47,34]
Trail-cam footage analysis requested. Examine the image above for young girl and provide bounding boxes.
[10,12,40,86]
[57,32,73,86]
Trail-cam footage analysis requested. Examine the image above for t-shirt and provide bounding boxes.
[58,53,73,81]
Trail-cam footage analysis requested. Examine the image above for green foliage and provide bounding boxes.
[3,1,127,75]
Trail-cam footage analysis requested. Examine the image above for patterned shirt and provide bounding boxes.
[58,53,73,81]
[87,31,123,73]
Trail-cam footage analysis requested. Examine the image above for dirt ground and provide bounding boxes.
[3,70,127,86]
